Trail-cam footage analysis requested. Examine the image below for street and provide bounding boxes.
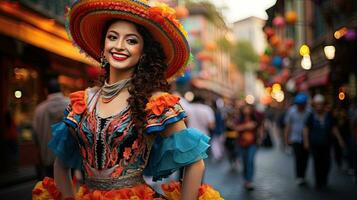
[2,144,356,200]
[204,146,357,200]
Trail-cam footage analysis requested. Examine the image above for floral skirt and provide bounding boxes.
[32,177,223,200]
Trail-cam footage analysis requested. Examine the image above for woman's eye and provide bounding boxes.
[107,35,117,41]
[127,39,138,45]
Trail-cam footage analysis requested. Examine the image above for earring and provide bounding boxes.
[100,51,109,68]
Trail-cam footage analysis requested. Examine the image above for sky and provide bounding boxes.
[210,0,277,23]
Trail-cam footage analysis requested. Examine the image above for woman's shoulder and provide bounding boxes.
[68,86,100,115]
[146,91,181,116]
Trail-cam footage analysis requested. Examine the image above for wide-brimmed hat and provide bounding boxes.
[66,0,191,79]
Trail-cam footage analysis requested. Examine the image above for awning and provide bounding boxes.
[307,65,330,87]
[191,78,234,98]
[0,2,97,66]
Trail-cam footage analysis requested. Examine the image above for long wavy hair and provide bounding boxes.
[101,20,170,134]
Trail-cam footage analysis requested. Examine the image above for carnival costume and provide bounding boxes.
[32,0,222,199]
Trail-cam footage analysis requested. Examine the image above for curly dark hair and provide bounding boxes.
[101,20,170,134]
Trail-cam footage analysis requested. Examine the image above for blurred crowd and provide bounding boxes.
[177,90,357,191]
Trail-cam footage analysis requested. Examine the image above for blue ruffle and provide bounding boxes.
[144,128,210,181]
[48,121,82,169]
[146,111,187,134]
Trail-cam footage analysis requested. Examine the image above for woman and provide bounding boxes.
[32,1,222,199]
[236,105,260,190]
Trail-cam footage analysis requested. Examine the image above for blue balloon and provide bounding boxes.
[272,56,282,68]
[176,70,191,85]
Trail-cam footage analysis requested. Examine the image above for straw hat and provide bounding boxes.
[66,0,191,79]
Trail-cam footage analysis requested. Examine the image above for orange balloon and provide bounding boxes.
[260,54,271,64]
[270,36,281,47]
[175,6,189,18]
[285,11,297,24]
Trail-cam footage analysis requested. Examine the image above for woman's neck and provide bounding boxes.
[108,67,133,84]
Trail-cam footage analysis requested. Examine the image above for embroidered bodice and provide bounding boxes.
[48,87,209,189]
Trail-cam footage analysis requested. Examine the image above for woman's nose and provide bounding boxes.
[115,39,125,50]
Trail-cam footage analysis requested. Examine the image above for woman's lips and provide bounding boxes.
[111,53,128,61]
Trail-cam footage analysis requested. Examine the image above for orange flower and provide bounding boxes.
[146,93,180,116]
[69,90,86,114]
[198,184,223,200]
[111,166,124,178]
[161,181,181,200]
[132,139,139,149]
[123,147,132,160]
[32,177,61,200]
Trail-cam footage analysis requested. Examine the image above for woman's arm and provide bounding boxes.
[160,121,205,199]
[54,158,75,199]
[181,160,205,200]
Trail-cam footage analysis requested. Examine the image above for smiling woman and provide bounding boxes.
[32,1,222,200]
[103,21,144,79]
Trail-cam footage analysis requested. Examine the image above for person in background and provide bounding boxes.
[284,93,311,185]
[210,99,225,162]
[224,99,240,171]
[332,106,352,171]
[33,78,69,178]
[187,95,215,136]
[236,104,262,190]
[304,94,345,189]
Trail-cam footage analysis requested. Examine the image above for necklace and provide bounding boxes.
[101,78,131,103]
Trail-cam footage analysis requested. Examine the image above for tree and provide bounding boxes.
[232,41,259,72]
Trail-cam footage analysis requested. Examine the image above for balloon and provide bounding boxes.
[273,16,285,27]
[285,38,295,49]
[264,47,273,55]
[272,56,283,68]
[282,57,291,68]
[176,70,191,85]
[264,27,275,38]
[175,6,189,18]
[285,11,297,24]
[260,54,271,64]
[345,29,357,41]
[269,36,281,47]
[204,42,217,51]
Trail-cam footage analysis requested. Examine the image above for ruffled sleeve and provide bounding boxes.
[144,128,210,181]
[145,92,187,134]
[47,90,86,169]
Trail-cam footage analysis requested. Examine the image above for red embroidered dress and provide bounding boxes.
[33,87,222,200]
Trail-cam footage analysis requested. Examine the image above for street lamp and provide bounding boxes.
[301,55,312,70]
[324,45,335,60]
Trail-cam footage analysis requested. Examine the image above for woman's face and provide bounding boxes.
[103,20,144,71]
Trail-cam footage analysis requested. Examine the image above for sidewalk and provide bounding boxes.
[204,147,357,200]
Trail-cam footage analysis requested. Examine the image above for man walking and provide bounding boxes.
[284,93,310,185]
[33,78,68,178]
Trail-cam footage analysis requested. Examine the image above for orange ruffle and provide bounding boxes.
[32,177,62,200]
[77,184,160,200]
[69,90,86,115]
[33,177,163,200]
[161,181,223,200]
[145,93,180,116]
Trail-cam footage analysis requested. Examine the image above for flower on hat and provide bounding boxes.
[148,2,188,38]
